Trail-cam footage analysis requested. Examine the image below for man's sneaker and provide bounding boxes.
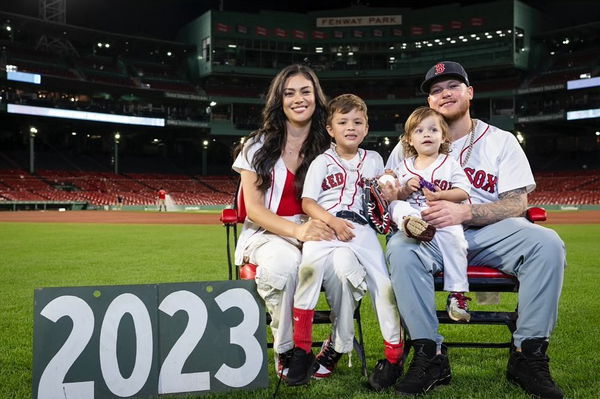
[313,336,343,379]
[368,359,403,391]
[446,292,471,322]
[507,339,564,399]
[395,339,451,396]
[275,349,293,378]
[286,347,317,386]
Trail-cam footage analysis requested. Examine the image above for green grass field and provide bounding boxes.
[1,221,599,398]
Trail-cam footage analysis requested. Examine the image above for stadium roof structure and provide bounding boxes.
[1,0,599,41]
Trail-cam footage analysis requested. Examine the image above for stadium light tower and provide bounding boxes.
[202,140,209,176]
[36,0,78,55]
[114,132,121,174]
[29,127,38,174]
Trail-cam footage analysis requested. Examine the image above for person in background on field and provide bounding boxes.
[157,187,167,211]
[385,61,566,399]
[116,194,124,210]
[232,64,334,379]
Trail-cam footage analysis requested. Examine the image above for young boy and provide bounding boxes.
[286,94,404,391]
[382,106,472,321]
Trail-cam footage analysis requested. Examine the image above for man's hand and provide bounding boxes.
[421,200,471,228]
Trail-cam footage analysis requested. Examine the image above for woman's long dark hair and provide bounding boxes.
[234,64,329,196]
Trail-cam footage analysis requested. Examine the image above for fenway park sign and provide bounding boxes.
[317,15,402,27]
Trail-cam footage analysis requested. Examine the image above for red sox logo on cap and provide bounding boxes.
[435,63,445,75]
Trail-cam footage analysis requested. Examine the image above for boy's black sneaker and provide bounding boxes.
[276,349,294,378]
[507,339,564,399]
[286,347,317,386]
[394,339,451,396]
[367,359,403,391]
[313,336,343,379]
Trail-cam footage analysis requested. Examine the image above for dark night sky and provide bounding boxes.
[0,0,598,41]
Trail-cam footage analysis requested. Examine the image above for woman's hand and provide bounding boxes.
[329,217,355,242]
[294,218,335,242]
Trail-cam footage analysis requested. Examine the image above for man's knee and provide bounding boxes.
[387,233,424,277]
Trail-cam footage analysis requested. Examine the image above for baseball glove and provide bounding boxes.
[362,178,397,235]
[402,216,436,242]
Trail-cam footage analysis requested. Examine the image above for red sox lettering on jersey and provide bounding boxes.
[463,168,498,194]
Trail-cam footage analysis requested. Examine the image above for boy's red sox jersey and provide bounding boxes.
[386,120,536,203]
[303,147,384,215]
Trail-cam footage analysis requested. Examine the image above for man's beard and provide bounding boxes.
[443,100,471,123]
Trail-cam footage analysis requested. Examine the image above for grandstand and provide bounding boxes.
[1,0,599,209]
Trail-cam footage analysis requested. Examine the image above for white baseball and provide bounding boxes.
[378,174,396,186]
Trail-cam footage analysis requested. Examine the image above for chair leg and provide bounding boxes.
[353,302,368,377]
[225,225,233,281]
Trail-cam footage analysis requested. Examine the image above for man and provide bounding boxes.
[384,61,565,398]
[157,187,167,211]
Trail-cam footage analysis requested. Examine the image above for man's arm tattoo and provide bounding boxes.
[468,187,528,226]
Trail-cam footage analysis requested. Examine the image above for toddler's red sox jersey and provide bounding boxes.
[386,120,536,204]
[302,146,384,214]
[395,154,470,210]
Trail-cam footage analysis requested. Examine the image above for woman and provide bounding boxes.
[232,64,334,376]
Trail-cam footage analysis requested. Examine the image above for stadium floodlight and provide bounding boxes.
[516,131,524,144]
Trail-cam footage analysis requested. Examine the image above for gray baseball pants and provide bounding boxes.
[387,217,565,348]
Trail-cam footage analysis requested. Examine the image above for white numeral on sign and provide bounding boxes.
[214,288,262,387]
[99,293,153,397]
[158,290,210,394]
[38,295,95,399]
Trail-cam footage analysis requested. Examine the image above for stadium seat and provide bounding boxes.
[220,184,368,376]
[431,207,547,349]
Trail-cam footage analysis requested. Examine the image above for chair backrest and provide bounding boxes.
[236,185,247,223]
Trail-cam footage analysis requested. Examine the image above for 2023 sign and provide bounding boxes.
[33,281,268,398]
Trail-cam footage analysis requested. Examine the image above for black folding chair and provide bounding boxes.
[432,207,547,349]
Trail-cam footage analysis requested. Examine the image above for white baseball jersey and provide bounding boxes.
[302,146,384,215]
[296,145,402,351]
[394,153,471,211]
[386,120,536,205]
